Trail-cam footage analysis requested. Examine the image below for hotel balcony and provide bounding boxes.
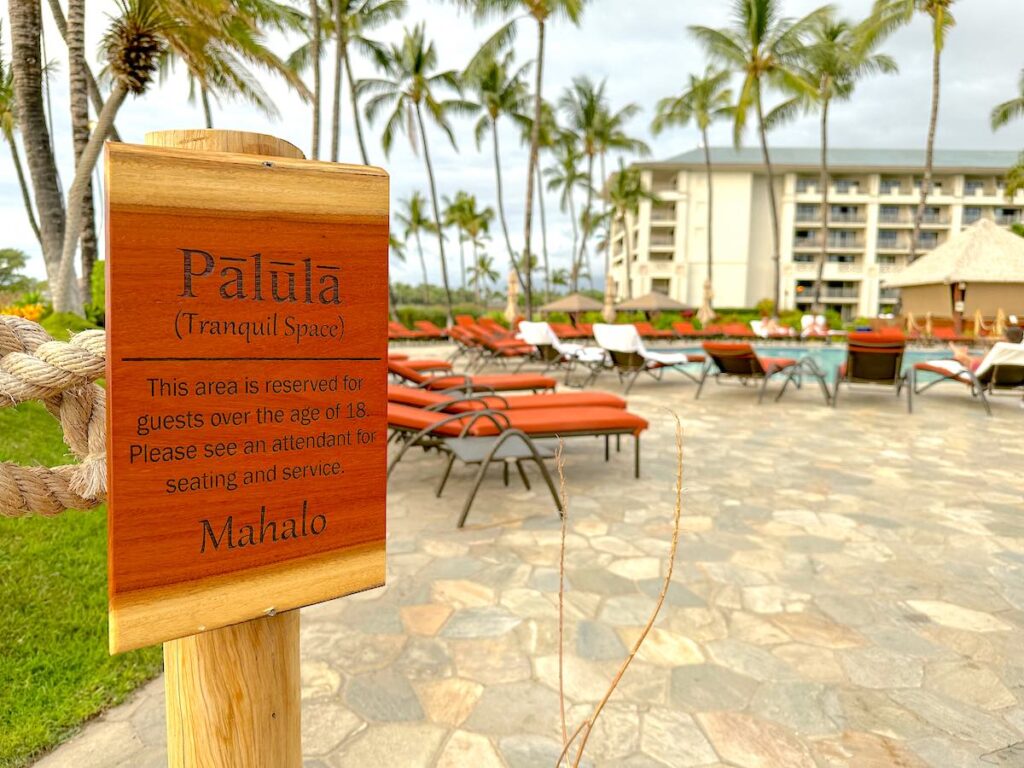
[795,286,861,302]
[879,287,901,303]
[648,233,676,250]
[649,205,676,225]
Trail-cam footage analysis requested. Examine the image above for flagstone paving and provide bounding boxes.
[34,345,1024,767]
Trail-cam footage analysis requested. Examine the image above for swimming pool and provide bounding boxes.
[665,344,954,384]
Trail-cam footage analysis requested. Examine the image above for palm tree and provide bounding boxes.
[297,0,405,162]
[869,0,957,262]
[797,15,896,307]
[1004,153,1024,201]
[463,200,495,303]
[396,192,437,304]
[8,0,66,294]
[458,0,585,318]
[387,232,405,320]
[0,30,40,245]
[463,49,531,297]
[991,69,1024,131]
[691,0,830,311]
[550,267,569,291]
[359,23,471,322]
[443,190,476,289]
[55,0,169,312]
[544,130,588,290]
[652,67,732,323]
[468,253,499,304]
[518,99,560,300]
[606,160,659,300]
[559,77,604,294]
[310,0,322,157]
[166,1,309,128]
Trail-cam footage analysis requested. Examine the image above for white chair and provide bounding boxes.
[592,323,703,393]
[517,321,606,383]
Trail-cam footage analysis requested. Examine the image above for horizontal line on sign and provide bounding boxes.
[121,356,382,362]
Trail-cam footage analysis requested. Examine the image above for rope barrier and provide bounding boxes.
[0,315,107,517]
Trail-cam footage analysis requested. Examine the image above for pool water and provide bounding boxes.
[667,344,954,385]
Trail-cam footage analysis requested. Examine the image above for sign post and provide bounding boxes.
[104,129,388,766]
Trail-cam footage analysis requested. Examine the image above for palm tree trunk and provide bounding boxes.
[343,45,370,164]
[755,82,783,312]
[622,208,634,299]
[7,133,41,243]
[910,38,941,263]
[330,0,343,162]
[67,0,97,308]
[201,86,213,128]
[45,0,120,143]
[814,97,830,308]
[521,17,546,319]
[457,225,466,291]
[701,129,714,317]
[567,188,579,291]
[310,0,321,159]
[55,82,127,313]
[536,163,550,301]
[491,116,527,292]
[573,152,595,293]
[414,229,429,304]
[414,102,454,322]
[9,0,66,284]
[388,280,399,321]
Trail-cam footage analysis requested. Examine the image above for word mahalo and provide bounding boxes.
[105,142,387,652]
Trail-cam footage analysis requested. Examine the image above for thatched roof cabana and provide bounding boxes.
[884,220,1024,325]
[540,293,603,314]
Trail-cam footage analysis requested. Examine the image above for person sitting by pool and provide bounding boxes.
[807,315,830,337]
[761,315,789,336]
[948,343,983,372]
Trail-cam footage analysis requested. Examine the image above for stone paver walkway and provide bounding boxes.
[36,344,1024,767]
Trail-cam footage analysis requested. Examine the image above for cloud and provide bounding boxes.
[2,0,1022,286]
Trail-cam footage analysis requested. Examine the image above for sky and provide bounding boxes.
[2,0,1023,288]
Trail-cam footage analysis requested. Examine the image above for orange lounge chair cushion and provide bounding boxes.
[425,373,555,391]
[387,403,648,437]
[387,385,626,411]
[396,358,452,372]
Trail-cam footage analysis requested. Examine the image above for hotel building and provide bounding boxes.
[608,147,1024,320]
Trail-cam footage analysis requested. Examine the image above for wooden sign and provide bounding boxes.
[105,141,388,653]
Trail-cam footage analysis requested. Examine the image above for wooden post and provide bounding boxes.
[146,129,304,768]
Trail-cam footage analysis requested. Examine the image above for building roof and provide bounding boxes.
[647,147,1020,173]
[884,219,1024,287]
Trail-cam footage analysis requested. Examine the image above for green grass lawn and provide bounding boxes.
[0,402,162,768]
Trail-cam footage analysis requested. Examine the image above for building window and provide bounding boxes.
[879,205,901,223]
[965,179,985,196]
[796,177,816,193]
[997,208,1022,225]
[917,232,940,249]
[833,179,858,194]
[880,178,902,195]
[827,230,860,247]
[827,253,856,263]
[651,278,671,295]
[796,203,820,221]
[829,205,861,222]
[794,253,815,263]
[878,232,900,248]
[963,206,982,224]
[877,254,898,265]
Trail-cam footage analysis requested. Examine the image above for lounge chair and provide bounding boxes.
[516,321,606,382]
[387,399,649,486]
[414,320,447,339]
[388,358,556,394]
[548,322,589,340]
[672,321,715,338]
[751,320,796,340]
[463,323,535,368]
[592,323,704,393]
[388,321,427,340]
[387,354,452,373]
[387,383,626,412]
[721,322,755,339]
[832,332,911,412]
[696,342,827,403]
[632,321,675,340]
[387,405,563,527]
[913,341,1024,415]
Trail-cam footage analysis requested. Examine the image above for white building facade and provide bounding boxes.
[608,147,1024,320]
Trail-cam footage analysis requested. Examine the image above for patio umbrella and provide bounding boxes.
[602,274,616,323]
[504,269,519,325]
[540,292,603,314]
[616,291,689,314]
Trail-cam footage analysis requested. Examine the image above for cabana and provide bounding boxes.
[615,291,689,317]
[539,293,603,326]
[884,219,1024,335]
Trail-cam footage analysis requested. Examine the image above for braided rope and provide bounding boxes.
[0,315,107,517]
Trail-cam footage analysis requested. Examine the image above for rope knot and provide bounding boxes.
[0,315,107,517]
